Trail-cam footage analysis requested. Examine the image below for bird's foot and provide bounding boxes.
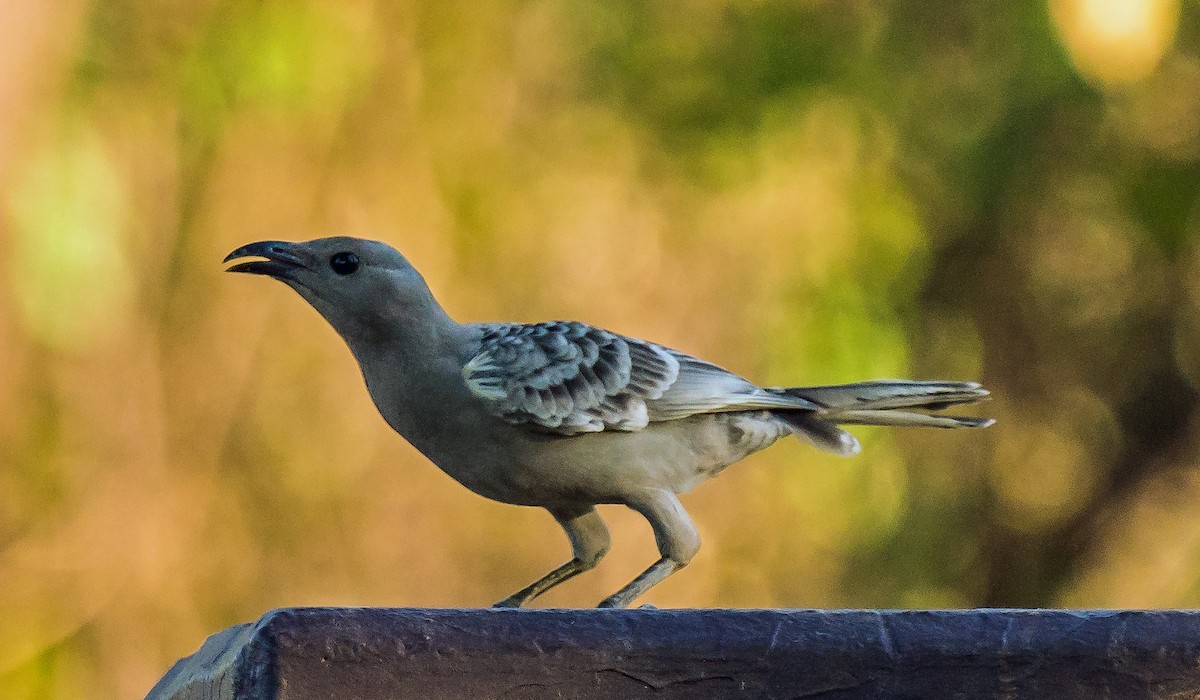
[597,593,633,609]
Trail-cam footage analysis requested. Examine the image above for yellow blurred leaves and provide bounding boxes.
[991,389,1119,533]
[6,121,132,350]
[1061,448,1200,607]
[1111,54,1200,160]
[198,1,380,116]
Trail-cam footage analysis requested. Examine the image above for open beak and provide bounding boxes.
[224,241,308,278]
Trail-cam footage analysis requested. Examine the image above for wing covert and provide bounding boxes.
[462,321,679,434]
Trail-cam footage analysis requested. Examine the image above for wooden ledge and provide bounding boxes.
[147,608,1200,699]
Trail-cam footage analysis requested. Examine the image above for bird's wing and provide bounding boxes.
[462,321,819,435]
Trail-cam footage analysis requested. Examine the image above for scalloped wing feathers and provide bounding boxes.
[462,321,819,435]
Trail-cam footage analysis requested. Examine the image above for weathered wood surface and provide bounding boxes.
[147,608,1200,699]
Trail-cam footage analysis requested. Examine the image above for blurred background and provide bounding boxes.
[3,0,1200,696]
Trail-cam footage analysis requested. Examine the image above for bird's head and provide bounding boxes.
[224,237,447,342]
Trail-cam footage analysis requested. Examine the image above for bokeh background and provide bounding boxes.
[3,0,1200,696]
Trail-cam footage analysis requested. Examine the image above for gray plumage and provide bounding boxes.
[225,237,993,608]
[462,321,833,434]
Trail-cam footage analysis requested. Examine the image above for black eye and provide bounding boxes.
[329,251,359,275]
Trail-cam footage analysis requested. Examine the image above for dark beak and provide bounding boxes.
[224,241,308,278]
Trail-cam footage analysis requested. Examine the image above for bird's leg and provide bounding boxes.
[598,490,700,609]
[598,558,679,609]
[493,506,610,608]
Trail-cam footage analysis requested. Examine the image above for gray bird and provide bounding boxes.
[225,237,993,608]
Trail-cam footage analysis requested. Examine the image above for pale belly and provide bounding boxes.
[406,410,791,508]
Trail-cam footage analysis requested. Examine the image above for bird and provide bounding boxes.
[225,237,993,608]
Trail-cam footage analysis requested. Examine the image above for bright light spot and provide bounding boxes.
[1051,0,1178,85]
[1081,0,1153,40]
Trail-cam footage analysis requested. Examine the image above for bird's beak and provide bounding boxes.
[224,241,308,278]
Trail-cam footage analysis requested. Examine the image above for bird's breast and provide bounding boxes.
[358,354,542,502]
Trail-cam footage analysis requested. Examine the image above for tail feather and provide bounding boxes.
[775,412,862,456]
[772,379,993,454]
[829,410,995,429]
[781,380,989,412]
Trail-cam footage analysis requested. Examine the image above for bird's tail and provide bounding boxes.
[772,380,993,456]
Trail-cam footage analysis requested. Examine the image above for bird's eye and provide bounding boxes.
[329,251,359,275]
